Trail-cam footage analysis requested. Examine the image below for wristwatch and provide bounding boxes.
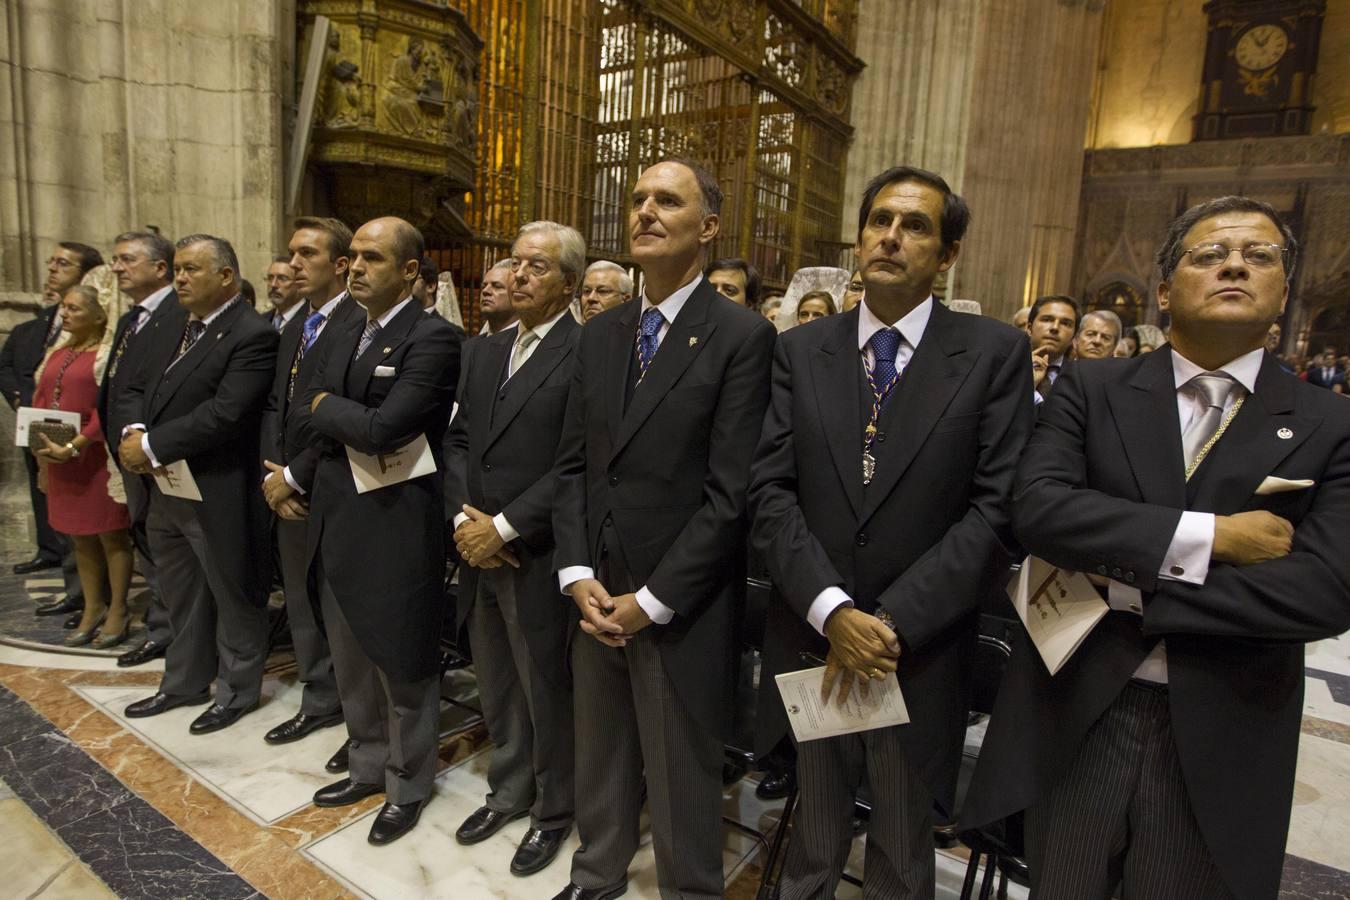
[64,442,80,458]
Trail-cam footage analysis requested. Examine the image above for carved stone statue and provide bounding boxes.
[383,37,426,137]
[323,30,362,129]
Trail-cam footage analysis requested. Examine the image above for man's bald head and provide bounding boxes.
[349,217,427,317]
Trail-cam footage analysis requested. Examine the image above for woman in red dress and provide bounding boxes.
[32,283,133,648]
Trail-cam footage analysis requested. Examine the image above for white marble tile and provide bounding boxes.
[830,838,1027,900]
[1288,732,1350,873]
[0,642,162,672]
[1306,633,1350,679]
[0,797,115,899]
[1304,676,1350,727]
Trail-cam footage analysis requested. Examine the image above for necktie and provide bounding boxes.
[174,319,206,362]
[108,306,147,379]
[301,310,326,352]
[509,329,539,379]
[1037,363,1061,400]
[44,310,63,348]
[868,328,902,400]
[356,318,382,358]
[1181,372,1235,476]
[635,307,664,383]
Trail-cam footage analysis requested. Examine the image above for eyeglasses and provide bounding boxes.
[1183,242,1286,269]
[581,286,619,298]
[46,257,76,269]
[508,257,552,278]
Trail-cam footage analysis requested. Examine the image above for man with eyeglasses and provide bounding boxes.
[579,260,632,322]
[965,196,1350,900]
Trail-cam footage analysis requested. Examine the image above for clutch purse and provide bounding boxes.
[27,420,77,450]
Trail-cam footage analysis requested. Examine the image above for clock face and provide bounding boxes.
[1235,23,1289,71]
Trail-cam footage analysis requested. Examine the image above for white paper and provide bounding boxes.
[152,459,203,502]
[14,407,81,448]
[346,433,436,494]
[1008,556,1109,676]
[774,666,909,742]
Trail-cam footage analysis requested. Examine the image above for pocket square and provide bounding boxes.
[373,365,396,377]
[1255,476,1314,495]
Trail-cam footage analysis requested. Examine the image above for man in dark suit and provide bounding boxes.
[117,235,278,735]
[262,255,303,332]
[550,159,775,900]
[0,242,101,612]
[104,231,180,666]
[1027,294,1078,406]
[964,196,1350,900]
[258,217,361,760]
[1305,345,1345,393]
[445,220,582,876]
[748,166,1032,898]
[300,216,461,846]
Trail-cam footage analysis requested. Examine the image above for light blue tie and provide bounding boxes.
[302,310,325,352]
[635,307,664,383]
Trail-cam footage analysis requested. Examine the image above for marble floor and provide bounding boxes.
[0,474,1346,898]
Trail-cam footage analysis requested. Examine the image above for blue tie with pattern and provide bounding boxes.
[635,307,664,383]
[302,310,325,352]
[869,327,902,401]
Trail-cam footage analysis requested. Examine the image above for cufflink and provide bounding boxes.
[1169,565,1185,576]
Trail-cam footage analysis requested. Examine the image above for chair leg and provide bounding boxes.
[978,853,999,900]
[757,782,798,900]
[960,851,983,900]
[997,866,1008,900]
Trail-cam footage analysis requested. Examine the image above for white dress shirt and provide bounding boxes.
[1031,353,1066,406]
[131,284,173,332]
[452,306,571,541]
[803,296,934,635]
[280,291,349,494]
[1107,345,1264,682]
[274,302,303,331]
[555,274,705,625]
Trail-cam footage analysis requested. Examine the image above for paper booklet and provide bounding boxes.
[1008,556,1109,676]
[775,665,910,742]
[152,459,203,502]
[346,433,436,494]
[14,407,81,448]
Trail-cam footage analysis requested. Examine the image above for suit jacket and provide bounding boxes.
[1305,364,1345,391]
[552,279,776,738]
[301,299,462,682]
[964,347,1350,900]
[120,300,279,605]
[0,306,59,409]
[445,314,580,676]
[748,302,1033,813]
[98,289,184,453]
[259,294,363,482]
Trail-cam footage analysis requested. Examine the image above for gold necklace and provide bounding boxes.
[1184,393,1245,481]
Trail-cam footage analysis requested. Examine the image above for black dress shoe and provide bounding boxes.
[325,740,353,774]
[368,799,425,845]
[264,711,343,745]
[124,690,211,718]
[63,611,81,629]
[14,557,61,574]
[35,596,82,617]
[755,768,794,800]
[189,702,257,735]
[117,640,167,668]
[511,825,572,876]
[313,777,383,808]
[455,805,527,845]
[550,881,627,900]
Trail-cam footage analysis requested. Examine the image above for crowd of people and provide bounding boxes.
[1,158,1347,900]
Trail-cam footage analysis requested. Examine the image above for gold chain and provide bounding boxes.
[1184,393,1245,482]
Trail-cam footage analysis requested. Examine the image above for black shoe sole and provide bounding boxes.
[455,809,528,846]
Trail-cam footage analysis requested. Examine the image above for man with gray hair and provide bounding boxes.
[446,220,584,875]
[117,234,278,735]
[579,260,633,322]
[1073,309,1122,360]
[480,258,518,335]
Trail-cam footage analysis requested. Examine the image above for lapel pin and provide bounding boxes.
[1277,427,1293,440]
[688,337,698,348]
[216,334,222,339]
[382,347,392,354]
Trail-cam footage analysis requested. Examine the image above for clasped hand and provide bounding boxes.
[117,429,157,475]
[454,504,519,569]
[821,607,901,707]
[569,578,651,647]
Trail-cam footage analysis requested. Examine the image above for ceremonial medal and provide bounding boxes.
[862,450,877,484]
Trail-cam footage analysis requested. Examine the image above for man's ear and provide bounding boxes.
[937,240,961,273]
[1156,279,1170,314]
[699,213,720,245]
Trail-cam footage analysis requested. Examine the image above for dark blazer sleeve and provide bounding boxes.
[442,338,474,520]
[310,325,461,455]
[551,338,591,573]
[0,327,21,409]
[879,333,1033,650]
[1013,364,1183,594]
[645,319,775,617]
[149,327,278,464]
[749,337,848,615]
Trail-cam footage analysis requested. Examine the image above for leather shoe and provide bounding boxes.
[63,611,81,629]
[117,640,167,668]
[550,881,627,900]
[124,690,211,718]
[325,740,353,774]
[455,805,527,845]
[14,557,61,574]
[511,825,571,876]
[313,777,383,808]
[35,596,82,617]
[189,702,257,735]
[264,711,343,745]
[368,799,425,845]
[755,768,794,800]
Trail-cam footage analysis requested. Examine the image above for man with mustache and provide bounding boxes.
[263,255,303,331]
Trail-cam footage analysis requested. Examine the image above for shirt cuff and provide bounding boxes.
[283,465,305,495]
[492,513,519,544]
[558,565,594,594]
[635,585,675,625]
[1032,390,1044,406]
[1158,510,1215,585]
[1107,580,1144,615]
[452,512,469,530]
[807,586,854,636]
[140,433,162,469]
[122,422,146,440]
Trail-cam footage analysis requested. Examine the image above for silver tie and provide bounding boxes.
[509,329,539,379]
[1181,372,1235,473]
[356,319,382,358]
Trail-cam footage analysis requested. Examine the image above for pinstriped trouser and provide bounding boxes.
[779,725,935,899]
[1025,681,1234,900]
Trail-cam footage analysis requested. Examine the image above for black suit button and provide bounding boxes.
[608,474,619,486]
[855,532,868,547]
[1095,565,1108,576]
[876,432,886,442]
[482,462,493,472]
[498,394,507,402]
[1110,567,1123,579]
[1124,572,1136,584]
